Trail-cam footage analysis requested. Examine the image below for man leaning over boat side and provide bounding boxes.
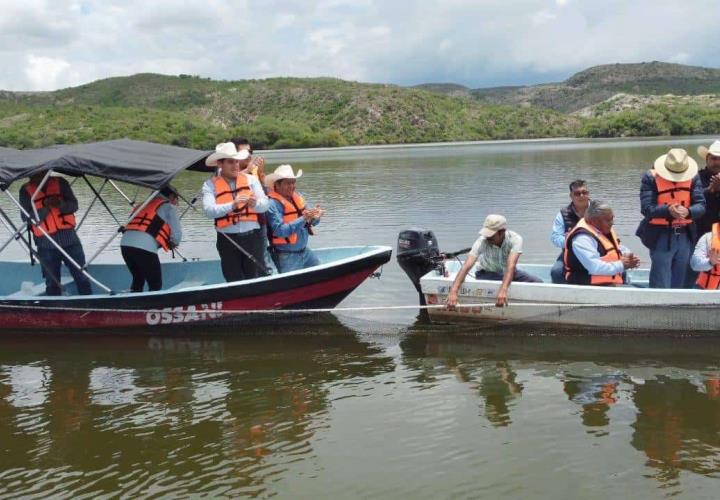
[446,214,542,309]
[636,148,705,289]
[564,200,640,286]
[120,185,182,292]
[550,179,590,284]
[202,142,270,282]
[19,173,92,295]
[264,164,324,273]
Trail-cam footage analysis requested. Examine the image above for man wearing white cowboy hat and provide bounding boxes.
[201,142,270,282]
[637,148,705,288]
[446,214,542,310]
[695,140,720,238]
[264,164,325,273]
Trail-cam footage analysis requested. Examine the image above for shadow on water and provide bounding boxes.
[0,315,395,498]
[398,320,720,486]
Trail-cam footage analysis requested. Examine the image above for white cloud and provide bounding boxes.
[0,0,718,91]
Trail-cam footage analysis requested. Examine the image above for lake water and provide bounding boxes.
[1,137,720,498]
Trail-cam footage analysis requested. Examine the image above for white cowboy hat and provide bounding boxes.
[653,148,698,183]
[264,164,303,188]
[698,140,720,161]
[205,142,250,167]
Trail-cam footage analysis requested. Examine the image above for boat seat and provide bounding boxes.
[9,276,75,297]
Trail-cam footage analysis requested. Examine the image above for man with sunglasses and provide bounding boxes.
[550,180,590,284]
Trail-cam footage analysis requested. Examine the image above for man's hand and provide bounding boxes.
[710,248,720,267]
[233,193,255,210]
[495,287,508,307]
[445,290,458,310]
[621,253,640,270]
[668,204,689,220]
[709,174,720,193]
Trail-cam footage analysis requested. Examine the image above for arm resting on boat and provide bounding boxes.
[446,254,478,310]
[496,252,521,307]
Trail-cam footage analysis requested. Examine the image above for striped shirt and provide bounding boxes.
[469,230,523,274]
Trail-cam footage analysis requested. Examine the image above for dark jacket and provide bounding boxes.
[696,167,720,237]
[635,170,706,249]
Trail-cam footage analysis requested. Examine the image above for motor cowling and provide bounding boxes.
[397,228,441,304]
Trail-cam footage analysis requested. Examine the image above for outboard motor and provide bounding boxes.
[397,228,442,305]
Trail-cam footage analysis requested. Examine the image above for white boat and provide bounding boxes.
[396,228,720,333]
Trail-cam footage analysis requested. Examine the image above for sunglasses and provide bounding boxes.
[572,190,590,196]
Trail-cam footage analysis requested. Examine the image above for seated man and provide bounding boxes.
[19,173,92,296]
[564,200,640,285]
[446,214,542,309]
[690,222,720,289]
[550,180,590,283]
[120,185,182,292]
[264,164,324,273]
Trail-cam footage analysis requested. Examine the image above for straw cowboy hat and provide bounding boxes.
[698,140,720,161]
[205,142,250,167]
[264,164,303,188]
[653,148,698,183]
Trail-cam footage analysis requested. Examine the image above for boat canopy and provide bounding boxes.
[0,139,212,190]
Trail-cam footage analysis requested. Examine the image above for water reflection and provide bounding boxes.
[400,328,720,488]
[0,321,394,497]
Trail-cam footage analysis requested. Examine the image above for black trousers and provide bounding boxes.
[216,229,268,282]
[121,246,162,292]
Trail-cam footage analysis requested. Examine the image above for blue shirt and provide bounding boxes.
[201,174,269,234]
[550,212,567,249]
[266,192,319,252]
[120,195,183,253]
[571,233,631,277]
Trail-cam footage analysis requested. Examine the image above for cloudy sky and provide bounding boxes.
[1,0,719,92]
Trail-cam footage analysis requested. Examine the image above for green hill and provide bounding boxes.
[2,62,720,149]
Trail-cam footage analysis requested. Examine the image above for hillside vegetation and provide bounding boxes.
[1,62,720,150]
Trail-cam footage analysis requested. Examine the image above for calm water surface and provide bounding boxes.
[1,137,719,498]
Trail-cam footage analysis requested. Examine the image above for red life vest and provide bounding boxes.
[563,218,623,286]
[267,191,310,246]
[126,198,173,251]
[696,223,720,290]
[24,177,77,237]
[212,175,258,228]
[649,170,692,226]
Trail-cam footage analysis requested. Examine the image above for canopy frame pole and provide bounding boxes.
[179,188,202,220]
[84,190,159,267]
[108,180,134,206]
[0,207,65,291]
[4,191,112,294]
[29,170,54,221]
[81,176,120,226]
[75,178,108,231]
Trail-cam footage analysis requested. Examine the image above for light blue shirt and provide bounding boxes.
[201,174,269,233]
[571,233,630,277]
[121,195,183,253]
[691,233,713,272]
[266,192,319,252]
[551,212,566,249]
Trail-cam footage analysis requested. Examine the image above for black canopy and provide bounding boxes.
[0,139,212,190]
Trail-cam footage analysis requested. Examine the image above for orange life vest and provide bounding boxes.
[564,218,623,286]
[648,170,692,226]
[126,198,172,251]
[24,177,76,237]
[696,223,720,290]
[212,174,258,228]
[267,191,309,246]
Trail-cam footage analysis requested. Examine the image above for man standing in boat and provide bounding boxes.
[564,200,640,285]
[695,141,720,239]
[19,173,92,295]
[550,179,590,283]
[202,142,270,282]
[446,214,542,309]
[264,165,324,272]
[636,148,705,288]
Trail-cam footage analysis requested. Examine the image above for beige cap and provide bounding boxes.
[698,140,720,161]
[479,214,507,238]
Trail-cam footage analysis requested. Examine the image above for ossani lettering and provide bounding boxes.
[146,302,223,325]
